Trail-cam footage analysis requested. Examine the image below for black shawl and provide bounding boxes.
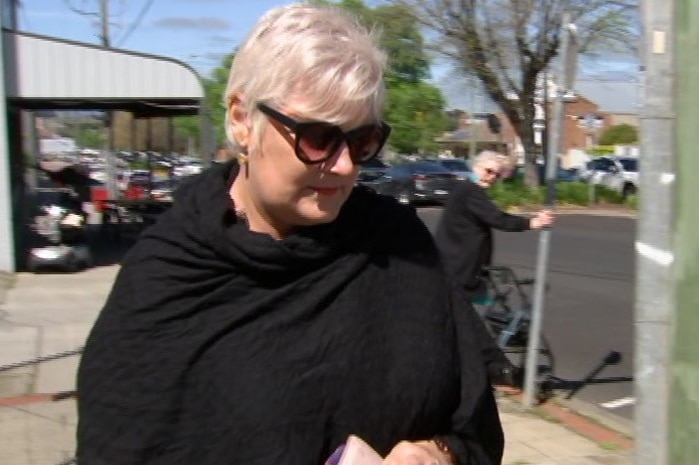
[77,161,503,465]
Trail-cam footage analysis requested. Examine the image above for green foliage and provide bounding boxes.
[371,3,430,82]
[487,179,635,209]
[490,176,544,209]
[130,159,149,170]
[74,127,106,149]
[172,116,200,143]
[321,0,431,82]
[385,79,447,153]
[594,185,625,204]
[554,182,591,205]
[191,1,444,151]
[587,145,616,156]
[598,124,638,145]
[203,53,235,145]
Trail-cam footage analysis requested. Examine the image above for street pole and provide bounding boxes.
[523,13,576,408]
[468,76,477,159]
[668,1,699,463]
[635,1,676,463]
[99,0,118,200]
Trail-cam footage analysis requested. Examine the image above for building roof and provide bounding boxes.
[3,30,205,117]
[574,79,640,115]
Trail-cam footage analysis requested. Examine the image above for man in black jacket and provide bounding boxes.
[435,151,554,301]
[435,151,554,386]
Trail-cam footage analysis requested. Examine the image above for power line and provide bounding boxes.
[115,0,155,48]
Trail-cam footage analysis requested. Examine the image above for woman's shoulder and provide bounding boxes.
[344,186,435,252]
[349,186,425,229]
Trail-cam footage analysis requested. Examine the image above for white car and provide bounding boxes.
[582,156,639,198]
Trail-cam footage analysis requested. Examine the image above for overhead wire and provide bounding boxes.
[114,0,155,47]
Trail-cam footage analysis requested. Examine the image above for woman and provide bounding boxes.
[77,4,503,465]
[435,151,554,302]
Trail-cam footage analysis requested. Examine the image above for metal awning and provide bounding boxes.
[2,30,205,117]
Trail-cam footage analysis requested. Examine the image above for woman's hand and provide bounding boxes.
[383,440,453,465]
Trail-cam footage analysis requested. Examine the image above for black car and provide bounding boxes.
[356,157,389,190]
[374,161,460,205]
[424,157,472,181]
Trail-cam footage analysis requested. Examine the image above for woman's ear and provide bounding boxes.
[229,94,251,149]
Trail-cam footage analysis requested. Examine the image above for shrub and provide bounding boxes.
[488,179,634,209]
[554,181,590,205]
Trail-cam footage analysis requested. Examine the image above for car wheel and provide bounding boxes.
[27,256,38,273]
[64,253,79,273]
[622,183,637,198]
[397,191,411,205]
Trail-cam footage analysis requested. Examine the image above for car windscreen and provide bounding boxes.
[361,158,388,168]
[440,160,469,171]
[407,162,451,174]
[618,159,638,172]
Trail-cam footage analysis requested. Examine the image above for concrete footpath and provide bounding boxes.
[0,264,634,465]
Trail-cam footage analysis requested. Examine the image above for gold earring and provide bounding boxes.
[236,152,248,165]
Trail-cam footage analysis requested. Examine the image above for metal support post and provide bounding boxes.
[523,13,575,407]
[635,1,676,463]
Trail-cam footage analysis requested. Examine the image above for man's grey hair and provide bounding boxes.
[472,150,509,169]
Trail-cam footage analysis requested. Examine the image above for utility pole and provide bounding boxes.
[523,13,576,408]
[669,1,699,463]
[101,0,110,47]
[99,0,118,199]
[468,76,478,159]
[635,1,675,463]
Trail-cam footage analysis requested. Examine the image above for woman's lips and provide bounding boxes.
[311,187,341,196]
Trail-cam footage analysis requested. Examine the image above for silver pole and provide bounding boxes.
[635,0,675,463]
[522,13,573,408]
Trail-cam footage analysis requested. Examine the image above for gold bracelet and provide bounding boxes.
[431,437,458,465]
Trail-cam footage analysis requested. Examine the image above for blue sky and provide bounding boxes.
[18,0,291,77]
[17,0,638,111]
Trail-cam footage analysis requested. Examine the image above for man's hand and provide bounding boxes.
[529,209,555,229]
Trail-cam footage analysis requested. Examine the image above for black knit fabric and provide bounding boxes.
[76,161,503,465]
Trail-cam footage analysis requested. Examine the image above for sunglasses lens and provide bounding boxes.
[348,126,381,163]
[297,124,344,162]
[347,125,388,163]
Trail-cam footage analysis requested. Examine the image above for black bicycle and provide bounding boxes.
[476,265,555,396]
[476,265,631,400]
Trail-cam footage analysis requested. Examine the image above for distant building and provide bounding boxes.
[39,137,77,155]
[480,78,640,167]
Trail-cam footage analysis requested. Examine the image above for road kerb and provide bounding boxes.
[495,386,634,451]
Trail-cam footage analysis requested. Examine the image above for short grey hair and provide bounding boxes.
[223,3,387,150]
[472,150,508,169]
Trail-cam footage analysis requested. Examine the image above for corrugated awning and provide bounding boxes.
[3,30,206,117]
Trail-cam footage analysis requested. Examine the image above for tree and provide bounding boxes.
[189,1,450,152]
[398,0,638,187]
[598,123,638,145]
[173,53,234,148]
[332,0,447,152]
[386,79,447,153]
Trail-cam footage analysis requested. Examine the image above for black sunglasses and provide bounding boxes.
[256,102,391,165]
[484,168,502,179]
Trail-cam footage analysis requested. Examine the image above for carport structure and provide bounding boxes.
[0,26,212,273]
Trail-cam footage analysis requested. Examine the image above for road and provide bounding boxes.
[418,209,636,422]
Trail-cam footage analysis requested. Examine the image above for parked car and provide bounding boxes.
[534,164,582,182]
[424,157,472,181]
[356,157,390,189]
[581,156,639,197]
[374,161,460,205]
[149,179,179,203]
